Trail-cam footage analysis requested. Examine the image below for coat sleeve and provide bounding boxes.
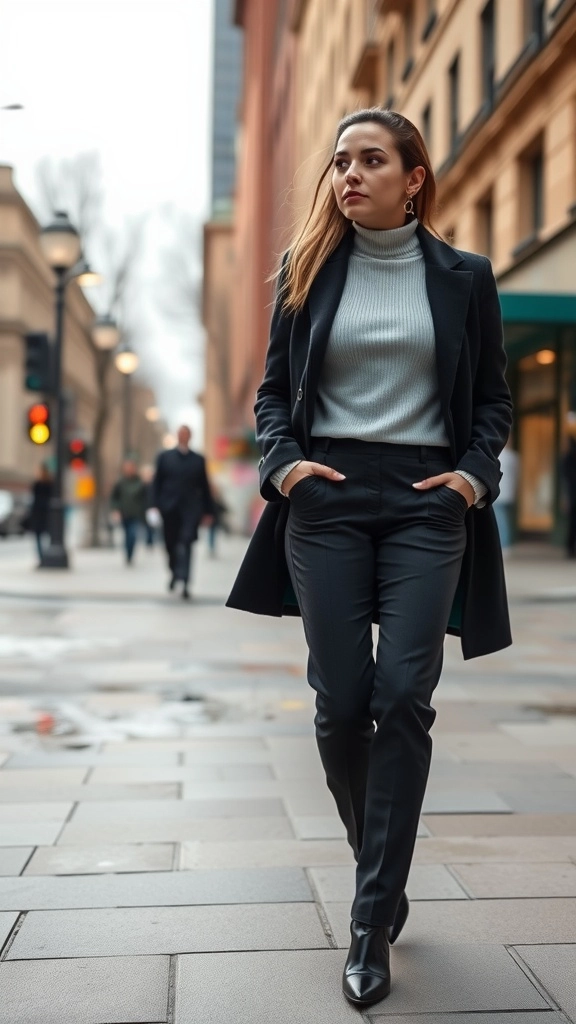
[455,258,513,505]
[254,266,306,503]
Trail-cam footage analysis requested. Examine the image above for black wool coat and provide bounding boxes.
[152,448,214,541]
[227,224,513,660]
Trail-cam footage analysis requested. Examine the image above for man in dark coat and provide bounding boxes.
[151,426,214,599]
[29,463,53,566]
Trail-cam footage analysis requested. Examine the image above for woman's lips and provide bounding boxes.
[343,193,367,203]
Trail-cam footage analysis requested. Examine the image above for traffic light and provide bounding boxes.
[68,438,89,470]
[27,402,51,445]
[24,332,51,392]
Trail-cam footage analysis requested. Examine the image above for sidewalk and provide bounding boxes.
[0,534,574,1021]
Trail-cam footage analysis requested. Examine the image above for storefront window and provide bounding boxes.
[516,349,556,533]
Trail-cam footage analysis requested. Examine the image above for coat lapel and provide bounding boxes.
[301,231,354,438]
[416,225,473,434]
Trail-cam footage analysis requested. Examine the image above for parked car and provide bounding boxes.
[0,490,30,537]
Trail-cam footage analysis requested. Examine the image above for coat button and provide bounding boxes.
[297,388,303,401]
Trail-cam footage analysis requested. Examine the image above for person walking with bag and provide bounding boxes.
[228,108,512,1007]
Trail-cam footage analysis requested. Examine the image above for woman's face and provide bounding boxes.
[331,122,425,230]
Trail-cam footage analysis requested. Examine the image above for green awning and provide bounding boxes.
[499,292,576,324]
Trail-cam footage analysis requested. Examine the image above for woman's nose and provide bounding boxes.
[345,167,361,184]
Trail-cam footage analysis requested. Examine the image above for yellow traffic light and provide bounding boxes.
[27,402,51,445]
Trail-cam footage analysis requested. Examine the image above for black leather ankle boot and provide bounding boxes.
[342,920,391,1007]
[387,891,409,945]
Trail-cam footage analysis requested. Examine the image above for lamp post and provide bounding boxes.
[114,347,139,458]
[38,211,82,568]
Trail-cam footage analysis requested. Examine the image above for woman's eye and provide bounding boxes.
[366,157,382,166]
[334,159,347,169]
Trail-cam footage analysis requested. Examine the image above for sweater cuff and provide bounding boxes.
[454,470,487,508]
[270,460,302,495]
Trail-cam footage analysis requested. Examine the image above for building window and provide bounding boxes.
[531,150,544,231]
[448,54,460,152]
[422,0,437,41]
[481,0,495,108]
[421,102,432,151]
[476,190,494,258]
[525,0,546,43]
[515,138,545,252]
[402,5,415,81]
[385,40,395,107]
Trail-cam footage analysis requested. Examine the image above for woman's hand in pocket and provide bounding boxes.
[282,461,346,497]
[412,471,475,508]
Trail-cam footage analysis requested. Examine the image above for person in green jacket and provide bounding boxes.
[110,460,148,565]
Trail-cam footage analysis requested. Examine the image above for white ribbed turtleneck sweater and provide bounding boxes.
[312,218,447,445]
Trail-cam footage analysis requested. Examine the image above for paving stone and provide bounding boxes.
[0,954,170,1023]
[24,844,176,875]
[372,1014,562,1023]
[175,950,360,1023]
[6,750,179,767]
[0,768,88,787]
[500,721,576,746]
[89,763,273,783]
[413,835,576,864]
[423,813,576,837]
[310,865,468,903]
[180,839,354,869]
[0,848,32,876]
[105,738,267,753]
[7,903,328,958]
[0,783,180,802]
[515,945,576,1021]
[0,823,65,846]
[292,815,347,840]
[422,790,511,813]
[0,802,72,822]
[181,780,317,800]
[323,898,576,948]
[0,866,311,909]
[497,790,576,813]
[452,861,576,898]
[0,912,18,949]
[71,798,286,823]
[367,942,546,1014]
[57,815,293,845]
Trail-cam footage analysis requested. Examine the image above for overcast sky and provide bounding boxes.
[0,0,214,442]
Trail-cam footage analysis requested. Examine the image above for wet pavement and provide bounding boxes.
[0,532,574,1022]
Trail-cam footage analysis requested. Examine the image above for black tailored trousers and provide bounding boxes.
[285,439,468,927]
[161,508,195,585]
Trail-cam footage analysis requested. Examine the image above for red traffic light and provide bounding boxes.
[68,438,89,470]
[27,403,50,444]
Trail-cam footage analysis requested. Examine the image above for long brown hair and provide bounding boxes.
[278,108,438,312]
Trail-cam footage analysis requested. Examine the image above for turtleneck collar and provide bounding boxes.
[353,218,420,261]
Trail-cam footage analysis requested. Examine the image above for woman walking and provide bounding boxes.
[228,108,512,1007]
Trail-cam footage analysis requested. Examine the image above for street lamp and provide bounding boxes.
[38,211,82,569]
[145,405,161,422]
[114,345,139,458]
[92,314,120,351]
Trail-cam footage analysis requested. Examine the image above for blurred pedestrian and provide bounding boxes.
[227,108,512,1006]
[493,438,519,557]
[110,460,147,565]
[29,463,53,565]
[140,464,156,547]
[563,435,576,559]
[151,426,214,599]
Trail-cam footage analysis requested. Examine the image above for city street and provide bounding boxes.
[0,532,575,1022]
